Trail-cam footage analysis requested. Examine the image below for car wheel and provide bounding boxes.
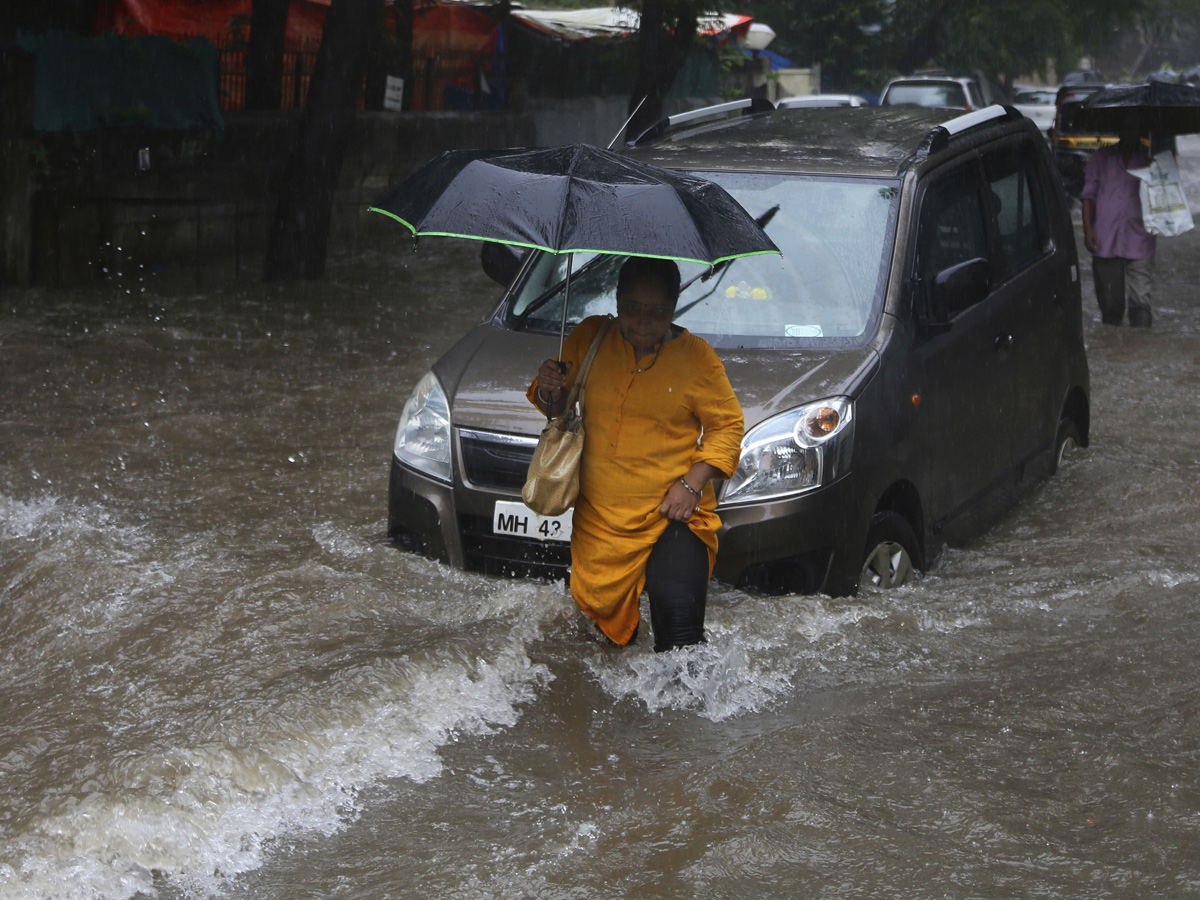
[1052,417,1082,474]
[858,512,919,592]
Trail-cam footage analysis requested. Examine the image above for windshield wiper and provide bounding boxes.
[675,204,779,317]
[512,253,609,330]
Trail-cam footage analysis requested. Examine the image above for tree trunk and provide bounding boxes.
[264,0,384,281]
[363,2,393,110]
[625,0,699,142]
[245,0,290,111]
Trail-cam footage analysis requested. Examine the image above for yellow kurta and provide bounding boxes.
[528,315,744,645]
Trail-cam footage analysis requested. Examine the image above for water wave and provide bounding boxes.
[0,493,559,900]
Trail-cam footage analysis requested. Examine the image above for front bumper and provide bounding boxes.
[388,455,572,579]
[388,451,863,594]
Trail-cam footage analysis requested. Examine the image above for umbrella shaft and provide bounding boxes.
[558,254,572,361]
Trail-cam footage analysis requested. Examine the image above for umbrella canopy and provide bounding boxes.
[368,143,781,267]
[1075,81,1200,136]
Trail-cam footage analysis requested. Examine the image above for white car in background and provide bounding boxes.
[1013,86,1058,135]
[880,75,983,110]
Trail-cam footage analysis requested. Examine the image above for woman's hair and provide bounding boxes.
[617,256,681,303]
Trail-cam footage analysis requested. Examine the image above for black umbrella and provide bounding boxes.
[1075,81,1200,135]
[369,143,781,355]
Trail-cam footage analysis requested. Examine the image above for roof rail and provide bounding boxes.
[915,104,1019,156]
[626,98,775,147]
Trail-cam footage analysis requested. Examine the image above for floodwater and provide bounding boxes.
[3,139,1200,900]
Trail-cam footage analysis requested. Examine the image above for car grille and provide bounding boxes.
[459,428,538,492]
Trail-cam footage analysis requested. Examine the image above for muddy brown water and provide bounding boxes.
[3,141,1200,899]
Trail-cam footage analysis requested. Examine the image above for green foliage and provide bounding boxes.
[716,41,752,100]
[922,0,1077,85]
[722,0,1200,95]
[736,0,891,93]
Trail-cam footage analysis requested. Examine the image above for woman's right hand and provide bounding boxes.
[536,359,571,400]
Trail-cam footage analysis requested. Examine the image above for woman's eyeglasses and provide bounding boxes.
[617,300,674,320]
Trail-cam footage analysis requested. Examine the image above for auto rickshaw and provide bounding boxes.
[1052,82,1118,197]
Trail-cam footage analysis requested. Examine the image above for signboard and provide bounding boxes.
[384,76,404,112]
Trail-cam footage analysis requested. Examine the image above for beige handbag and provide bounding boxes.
[522,318,613,517]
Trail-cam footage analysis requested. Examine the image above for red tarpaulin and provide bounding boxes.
[413,3,497,59]
[93,0,499,50]
[93,0,501,110]
[94,0,330,43]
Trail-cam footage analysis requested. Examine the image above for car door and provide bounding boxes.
[909,156,1019,530]
[979,136,1067,474]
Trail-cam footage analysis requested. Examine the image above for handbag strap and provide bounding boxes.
[561,316,613,418]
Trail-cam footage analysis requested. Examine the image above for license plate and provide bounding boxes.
[493,500,572,542]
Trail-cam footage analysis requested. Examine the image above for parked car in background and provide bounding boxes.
[1051,81,1118,196]
[880,68,1011,111]
[881,74,984,109]
[777,94,869,109]
[1012,86,1058,135]
[388,100,1090,596]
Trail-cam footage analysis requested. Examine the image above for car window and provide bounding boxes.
[983,142,1051,279]
[884,83,967,108]
[966,83,984,108]
[912,163,989,315]
[507,173,900,348]
[1015,89,1055,106]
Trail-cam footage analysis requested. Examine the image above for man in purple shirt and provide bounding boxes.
[1081,125,1156,327]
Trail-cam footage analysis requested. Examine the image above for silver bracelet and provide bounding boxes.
[678,476,702,498]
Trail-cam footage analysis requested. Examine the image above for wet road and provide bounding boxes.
[2,141,1200,899]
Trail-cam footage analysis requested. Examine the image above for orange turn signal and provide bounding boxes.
[811,406,840,435]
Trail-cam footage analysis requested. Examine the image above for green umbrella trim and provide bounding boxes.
[367,206,781,268]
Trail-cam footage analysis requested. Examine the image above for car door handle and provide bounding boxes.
[994,333,1013,351]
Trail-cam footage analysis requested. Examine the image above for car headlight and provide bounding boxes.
[394,372,452,483]
[722,397,854,504]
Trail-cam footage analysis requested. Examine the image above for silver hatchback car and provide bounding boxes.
[880,75,986,110]
[387,102,1090,595]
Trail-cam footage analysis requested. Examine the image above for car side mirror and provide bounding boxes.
[481,241,524,287]
[927,257,990,325]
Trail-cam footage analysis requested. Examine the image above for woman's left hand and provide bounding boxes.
[661,480,701,522]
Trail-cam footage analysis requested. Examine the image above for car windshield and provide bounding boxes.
[884,83,968,108]
[505,172,899,349]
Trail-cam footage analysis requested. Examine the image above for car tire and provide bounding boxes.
[858,511,920,592]
[1051,417,1082,474]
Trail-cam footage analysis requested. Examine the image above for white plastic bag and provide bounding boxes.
[1129,150,1194,237]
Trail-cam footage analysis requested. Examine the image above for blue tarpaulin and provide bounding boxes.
[743,47,795,71]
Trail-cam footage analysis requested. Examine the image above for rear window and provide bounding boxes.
[505,172,900,349]
[883,82,969,108]
[1015,89,1056,106]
